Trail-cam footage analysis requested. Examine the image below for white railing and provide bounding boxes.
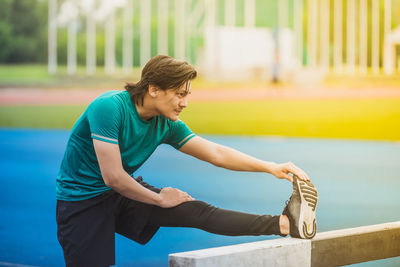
[48,0,398,77]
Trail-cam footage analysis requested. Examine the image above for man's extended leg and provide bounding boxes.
[148,200,283,236]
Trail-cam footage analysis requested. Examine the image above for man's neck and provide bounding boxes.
[135,98,158,121]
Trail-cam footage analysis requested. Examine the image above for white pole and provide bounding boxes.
[191,0,205,32]
[158,0,168,55]
[359,0,367,74]
[185,0,192,63]
[294,0,303,67]
[140,0,151,68]
[67,18,77,75]
[383,0,392,74]
[333,0,343,73]
[383,36,395,74]
[175,0,185,60]
[278,0,288,28]
[384,0,391,47]
[398,58,400,73]
[371,0,380,74]
[48,0,57,74]
[244,0,255,27]
[105,8,116,74]
[123,0,133,74]
[86,4,96,75]
[205,0,216,28]
[346,0,356,74]
[320,0,330,71]
[225,0,235,26]
[205,0,217,75]
[188,0,204,64]
[307,0,317,68]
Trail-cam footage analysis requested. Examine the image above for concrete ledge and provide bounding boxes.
[311,221,400,266]
[169,221,400,267]
[169,238,311,267]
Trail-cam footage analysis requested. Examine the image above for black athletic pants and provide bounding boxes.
[56,176,281,267]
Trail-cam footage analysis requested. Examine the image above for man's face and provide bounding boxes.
[155,82,191,121]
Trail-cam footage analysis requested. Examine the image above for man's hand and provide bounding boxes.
[269,162,310,183]
[158,187,195,208]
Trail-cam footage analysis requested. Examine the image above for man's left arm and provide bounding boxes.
[179,136,309,183]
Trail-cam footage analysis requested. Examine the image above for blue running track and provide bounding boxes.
[0,128,399,266]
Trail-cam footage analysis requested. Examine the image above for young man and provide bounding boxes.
[56,55,318,266]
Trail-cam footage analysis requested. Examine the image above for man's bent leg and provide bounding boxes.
[148,200,282,236]
[56,191,117,267]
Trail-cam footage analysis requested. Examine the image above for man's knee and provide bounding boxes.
[179,200,208,207]
[175,200,215,212]
[176,200,217,222]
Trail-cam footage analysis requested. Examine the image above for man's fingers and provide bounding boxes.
[286,162,310,181]
[295,172,309,181]
[293,170,308,181]
[179,190,194,201]
[159,187,195,208]
[296,166,310,181]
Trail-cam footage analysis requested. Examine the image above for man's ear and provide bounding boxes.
[148,84,159,97]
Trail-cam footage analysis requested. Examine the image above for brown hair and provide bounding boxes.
[125,55,197,105]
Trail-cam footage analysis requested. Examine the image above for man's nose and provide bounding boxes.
[180,96,188,108]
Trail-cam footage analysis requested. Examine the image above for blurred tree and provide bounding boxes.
[0,0,47,63]
[0,0,13,62]
[0,23,13,62]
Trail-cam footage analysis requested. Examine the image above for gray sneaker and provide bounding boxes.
[282,175,318,239]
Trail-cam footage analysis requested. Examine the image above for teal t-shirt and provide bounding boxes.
[56,90,196,201]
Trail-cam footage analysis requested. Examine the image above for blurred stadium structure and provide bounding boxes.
[48,0,400,81]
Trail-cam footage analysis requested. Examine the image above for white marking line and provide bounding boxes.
[0,262,41,267]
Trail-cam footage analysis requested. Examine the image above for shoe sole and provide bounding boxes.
[294,175,318,239]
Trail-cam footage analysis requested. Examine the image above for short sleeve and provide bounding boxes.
[87,96,121,144]
[164,119,196,149]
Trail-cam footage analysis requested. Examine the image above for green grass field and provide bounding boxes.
[0,64,272,90]
[2,64,400,90]
[1,98,399,141]
[0,65,141,89]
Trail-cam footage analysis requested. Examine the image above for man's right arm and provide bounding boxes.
[93,139,194,208]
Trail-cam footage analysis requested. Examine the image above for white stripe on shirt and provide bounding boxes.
[91,133,118,143]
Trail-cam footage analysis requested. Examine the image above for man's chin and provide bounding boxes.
[167,114,179,121]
